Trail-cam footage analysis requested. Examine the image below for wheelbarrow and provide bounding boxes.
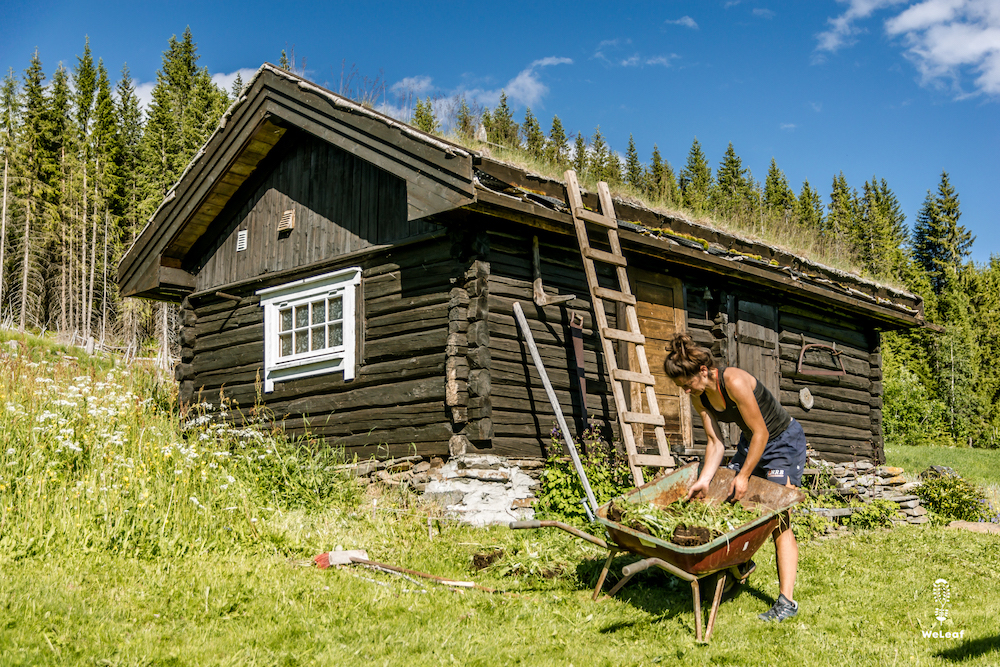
[508,301,806,641]
[511,461,805,641]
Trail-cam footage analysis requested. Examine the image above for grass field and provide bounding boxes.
[2,331,999,666]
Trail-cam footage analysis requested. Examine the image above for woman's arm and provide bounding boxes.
[686,403,727,499]
[725,368,770,500]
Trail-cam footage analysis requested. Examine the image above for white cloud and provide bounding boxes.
[212,68,258,95]
[621,54,642,67]
[780,122,797,130]
[886,0,1000,95]
[754,8,776,19]
[390,75,434,96]
[134,80,155,111]
[809,101,823,112]
[815,0,908,53]
[665,16,699,29]
[817,0,1000,96]
[494,56,573,108]
[645,55,678,67]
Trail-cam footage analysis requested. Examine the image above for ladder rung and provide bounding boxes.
[622,411,665,426]
[613,369,656,385]
[593,287,636,305]
[583,247,627,267]
[575,208,618,228]
[632,453,676,468]
[602,327,645,344]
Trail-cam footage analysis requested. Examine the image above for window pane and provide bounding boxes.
[329,322,343,346]
[295,331,308,354]
[311,326,325,350]
[280,308,293,332]
[311,300,326,325]
[280,333,292,357]
[329,296,343,320]
[295,305,308,328]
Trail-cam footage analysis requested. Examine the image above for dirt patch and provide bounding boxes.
[472,549,504,570]
[671,524,713,547]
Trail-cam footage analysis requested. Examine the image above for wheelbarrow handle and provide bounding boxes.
[508,520,609,550]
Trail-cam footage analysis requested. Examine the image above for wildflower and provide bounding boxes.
[5,448,13,456]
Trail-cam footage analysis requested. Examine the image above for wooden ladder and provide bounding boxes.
[564,169,675,486]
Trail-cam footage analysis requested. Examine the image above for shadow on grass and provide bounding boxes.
[575,555,769,621]
[934,635,1000,662]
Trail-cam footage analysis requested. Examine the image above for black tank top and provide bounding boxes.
[699,366,791,440]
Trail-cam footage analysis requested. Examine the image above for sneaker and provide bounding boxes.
[759,594,798,622]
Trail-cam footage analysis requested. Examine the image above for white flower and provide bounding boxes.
[5,448,13,456]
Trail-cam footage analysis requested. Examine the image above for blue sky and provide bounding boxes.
[2,0,998,262]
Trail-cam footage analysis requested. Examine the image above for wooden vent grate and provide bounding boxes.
[236,229,248,252]
[277,209,295,233]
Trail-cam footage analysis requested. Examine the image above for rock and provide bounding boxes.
[507,459,545,469]
[896,499,921,509]
[855,461,875,471]
[833,466,847,477]
[412,461,432,474]
[907,515,930,525]
[877,466,905,477]
[856,474,879,486]
[898,482,922,493]
[902,506,928,517]
[423,490,465,507]
[948,520,1000,534]
[920,466,958,480]
[883,475,907,486]
[457,469,510,482]
[887,494,920,503]
[835,477,856,488]
[430,457,445,469]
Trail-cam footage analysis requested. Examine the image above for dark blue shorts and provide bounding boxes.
[726,418,807,487]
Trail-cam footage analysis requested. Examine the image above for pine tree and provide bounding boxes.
[647,145,664,200]
[625,134,642,190]
[763,157,795,215]
[545,115,568,167]
[679,137,712,212]
[490,92,519,149]
[589,127,608,182]
[852,176,907,279]
[279,50,290,71]
[48,63,74,332]
[521,107,544,159]
[455,96,474,140]
[913,171,974,297]
[231,73,244,99]
[795,179,824,230]
[572,133,587,176]
[412,96,438,133]
[605,149,622,184]
[826,172,855,240]
[17,50,58,331]
[712,142,749,215]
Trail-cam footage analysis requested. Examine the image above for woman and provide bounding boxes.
[664,333,806,623]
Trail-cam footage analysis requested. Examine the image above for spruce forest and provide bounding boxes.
[2,31,997,451]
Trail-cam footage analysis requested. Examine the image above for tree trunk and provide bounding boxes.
[0,154,8,316]
[19,200,31,332]
[87,181,98,341]
[100,209,108,347]
[81,168,88,342]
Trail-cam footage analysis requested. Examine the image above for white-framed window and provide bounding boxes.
[257,267,361,393]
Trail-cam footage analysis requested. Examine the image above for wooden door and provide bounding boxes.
[625,268,693,451]
[736,300,780,399]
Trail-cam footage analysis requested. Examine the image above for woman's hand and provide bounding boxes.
[728,473,749,501]
[686,478,710,500]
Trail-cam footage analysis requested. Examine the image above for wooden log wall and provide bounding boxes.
[177,237,461,459]
[677,277,882,464]
[191,131,434,293]
[484,224,617,458]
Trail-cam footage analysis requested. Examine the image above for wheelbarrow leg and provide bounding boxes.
[691,579,702,642]
[592,550,619,600]
[705,572,727,641]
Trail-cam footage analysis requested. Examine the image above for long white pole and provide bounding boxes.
[512,301,599,517]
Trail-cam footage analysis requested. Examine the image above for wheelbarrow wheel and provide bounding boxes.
[721,560,756,597]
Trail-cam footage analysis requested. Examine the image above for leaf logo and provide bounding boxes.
[933,578,950,622]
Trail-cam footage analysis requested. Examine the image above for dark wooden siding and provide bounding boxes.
[485,225,618,458]
[180,238,459,458]
[193,132,435,292]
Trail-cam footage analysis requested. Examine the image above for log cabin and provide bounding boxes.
[118,64,931,466]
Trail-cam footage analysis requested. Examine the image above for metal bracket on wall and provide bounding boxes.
[532,235,575,307]
[797,336,846,376]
